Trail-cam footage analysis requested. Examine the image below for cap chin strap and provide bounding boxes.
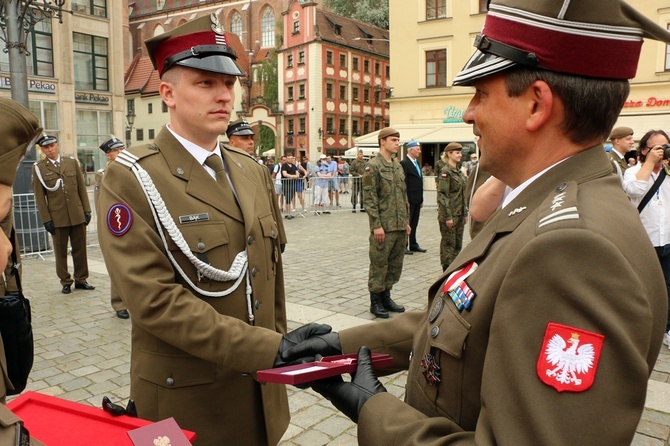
[116,150,255,324]
[475,35,540,67]
[163,44,237,74]
[33,162,63,192]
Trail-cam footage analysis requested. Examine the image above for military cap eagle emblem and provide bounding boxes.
[210,13,224,35]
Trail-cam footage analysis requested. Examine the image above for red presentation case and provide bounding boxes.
[7,391,197,445]
[257,353,394,385]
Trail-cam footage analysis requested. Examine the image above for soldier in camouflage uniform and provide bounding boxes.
[363,127,411,318]
[434,149,446,186]
[349,149,367,213]
[438,142,467,271]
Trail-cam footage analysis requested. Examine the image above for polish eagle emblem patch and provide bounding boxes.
[537,323,604,392]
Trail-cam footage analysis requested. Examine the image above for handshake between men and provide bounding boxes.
[274,323,387,423]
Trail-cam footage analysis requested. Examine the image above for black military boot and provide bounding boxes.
[381,289,405,313]
[370,292,389,318]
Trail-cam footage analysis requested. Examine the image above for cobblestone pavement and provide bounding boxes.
[8,206,670,445]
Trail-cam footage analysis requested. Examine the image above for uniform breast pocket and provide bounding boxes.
[259,213,279,279]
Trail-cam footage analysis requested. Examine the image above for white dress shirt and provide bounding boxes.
[623,163,670,247]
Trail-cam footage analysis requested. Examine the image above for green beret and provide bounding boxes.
[0,98,42,186]
[378,127,400,140]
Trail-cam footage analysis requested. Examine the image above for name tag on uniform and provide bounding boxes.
[179,213,210,224]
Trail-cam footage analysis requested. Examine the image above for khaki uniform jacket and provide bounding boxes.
[339,146,666,445]
[608,149,628,179]
[97,128,288,446]
[437,163,467,221]
[32,156,90,227]
[363,154,409,231]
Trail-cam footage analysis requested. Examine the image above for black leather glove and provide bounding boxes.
[84,212,91,225]
[311,346,386,423]
[274,323,342,368]
[43,221,55,234]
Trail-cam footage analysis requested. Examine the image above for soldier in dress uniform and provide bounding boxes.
[94,136,129,319]
[226,119,256,158]
[96,15,337,446]
[437,142,467,271]
[363,127,410,318]
[608,126,634,180]
[349,149,367,213]
[32,134,94,294]
[0,98,45,445]
[284,0,670,443]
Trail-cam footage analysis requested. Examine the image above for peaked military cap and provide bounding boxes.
[378,127,400,140]
[609,126,634,140]
[226,119,255,138]
[0,98,42,186]
[99,135,124,153]
[36,133,57,147]
[145,14,245,78]
[453,0,670,86]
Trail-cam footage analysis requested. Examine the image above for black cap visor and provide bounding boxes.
[453,49,517,86]
[230,128,255,137]
[175,54,245,77]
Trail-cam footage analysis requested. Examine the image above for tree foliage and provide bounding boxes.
[325,0,389,29]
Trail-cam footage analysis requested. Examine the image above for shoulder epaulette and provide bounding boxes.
[116,144,159,169]
[535,181,582,231]
[221,142,253,159]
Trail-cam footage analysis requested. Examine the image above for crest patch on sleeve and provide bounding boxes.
[107,202,133,237]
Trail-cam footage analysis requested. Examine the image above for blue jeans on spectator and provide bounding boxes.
[655,244,670,332]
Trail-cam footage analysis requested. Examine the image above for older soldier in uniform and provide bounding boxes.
[0,98,45,445]
[363,127,410,318]
[285,1,670,444]
[32,134,94,294]
[349,149,366,213]
[94,136,129,319]
[97,15,333,446]
[226,119,256,158]
[437,142,467,271]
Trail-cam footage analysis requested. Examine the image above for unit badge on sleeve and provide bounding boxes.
[537,322,604,392]
[107,202,133,237]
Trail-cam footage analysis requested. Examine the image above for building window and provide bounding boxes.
[426,49,447,88]
[352,120,360,136]
[374,120,381,131]
[73,32,108,91]
[261,7,275,48]
[29,101,58,139]
[293,20,300,34]
[426,0,447,20]
[666,25,670,71]
[287,54,293,68]
[287,86,294,101]
[148,129,155,139]
[148,103,153,114]
[364,89,370,103]
[298,50,305,65]
[340,54,347,68]
[71,0,106,18]
[298,84,305,99]
[364,60,370,73]
[299,117,306,134]
[162,101,168,112]
[375,62,380,76]
[326,83,334,99]
[230,12,243,37]
[0,15,53,77]
[287,119,294,134]
[479,0,489,13]
[127,98,135,114]
[75,109,111,172]
[339,85,347,100]
[386,66,390,79]
[363,120,370,135]
[326,51,333,65]
[352,86,359,102]
[353,57,359,71]
[326,117,335,134]
[339,118,347,135]
[136,129,144,141]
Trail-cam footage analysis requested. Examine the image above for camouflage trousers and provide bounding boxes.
[439,216,465,272]
[368,230,407,293]
[351,177,363,208]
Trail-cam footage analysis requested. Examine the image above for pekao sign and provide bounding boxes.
[75,92,110,104]
[1,75,57,94]
[623,97,670,109]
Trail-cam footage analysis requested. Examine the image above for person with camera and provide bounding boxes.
[624,129,670,349]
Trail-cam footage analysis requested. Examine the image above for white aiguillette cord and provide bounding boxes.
[116,151,254,323]
[33,162,63,192]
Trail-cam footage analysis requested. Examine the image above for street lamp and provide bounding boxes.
[125,111,136,148]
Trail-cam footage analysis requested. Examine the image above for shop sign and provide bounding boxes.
[623,97,670,109]
[0,75,57,94]
[75,92,110,104]
[443,105,465,123]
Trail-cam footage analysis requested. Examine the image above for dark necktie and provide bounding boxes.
[54,161,60,171]
[204,154,241,215]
